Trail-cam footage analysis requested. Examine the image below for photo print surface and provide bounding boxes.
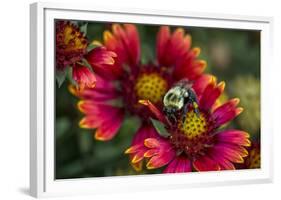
[55,20,260,179]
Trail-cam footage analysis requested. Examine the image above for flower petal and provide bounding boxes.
[213,99,243,126]
[94,110,124,141]
[146,148,175,169]
[192,74,216,98]
[132,124,159,145]
[69,74,119,101]
[138,100,168,124]
[78,103,122,128]
[212,144,246,164]
[173,47,206,81]
[192,74,216,99]
[72,63,96,90]
[143,137,176,170]
[193,156,220,172]
[156,26,171,65]
[174,58,206,81]
[86,46,121,79]
[163,156,192,173]
[157,27,195,71]
[208,150,235,170]
[125,144,143,154]
[131,151,145,163]
[78,100,114,114]
[199,81,225,111]
[143,149,159,158]
[144,138,160,148]
[77,101,124,140]
[164,28,186,65]
[104,24,140,71]
[123,24,141,65]
[126,124,159,171]
[79,116,102,128]
[129,159,143,172]
[215,130,251,147]
[186,59,207,80]
[88,46,116,65]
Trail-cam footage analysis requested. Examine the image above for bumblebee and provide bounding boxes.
[163,79,200,123]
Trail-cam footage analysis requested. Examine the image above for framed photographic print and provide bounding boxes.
[30,2,273,198]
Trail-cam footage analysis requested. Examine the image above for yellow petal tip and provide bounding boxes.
[94,132,108,141]
[146,162,156,170]
[125,147,133,154]
[91,40,102,46]
[218,81,226,91]
[233,98,240,105]
[103,31,113,42]
[237,107,244,115]
[138,99,149,105]
[193,47,201,56]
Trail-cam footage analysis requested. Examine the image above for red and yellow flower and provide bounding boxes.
[70,24,207,152]
[125,76,251,172]
[56,21,88,70]
[56,20,116,90]
[236,142,260,169]
[244,143,260,169]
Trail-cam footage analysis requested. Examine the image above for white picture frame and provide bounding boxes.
[30,2,274,198]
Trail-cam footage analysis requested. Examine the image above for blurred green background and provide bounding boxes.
[55,22,260,179]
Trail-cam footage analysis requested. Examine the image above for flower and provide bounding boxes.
[236,142,260,169]
[244,143,260,169]
[125,77,251,172]
[56,21,88,71]
[55,20,117,89]
[70,24,207,158]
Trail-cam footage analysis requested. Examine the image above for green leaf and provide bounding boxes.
[81,58,93,72]
[80,23,88,36]
[141,44,154,65]
[117,116,141,141]
[78,131,93,154]
[56,68,67,88]
[150,118,170,138]
[107,98,124,108]
[86,43,99,52]
[56,117,71,139]
[66,67,78,87]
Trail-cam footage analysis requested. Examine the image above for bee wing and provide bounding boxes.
[175,78,192,87]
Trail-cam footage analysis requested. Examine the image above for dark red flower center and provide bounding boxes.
[56,21,88,70]
[169,109,215,158]
[59,24,88,52]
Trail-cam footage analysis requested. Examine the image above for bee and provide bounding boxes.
[163,79,200,123]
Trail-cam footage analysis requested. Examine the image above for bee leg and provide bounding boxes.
[190,101,200,118]
[182,103,189,123]
[176,149,184,156]
[171,114,177,124]
[167,113,176,124]
[193,105,200,118]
